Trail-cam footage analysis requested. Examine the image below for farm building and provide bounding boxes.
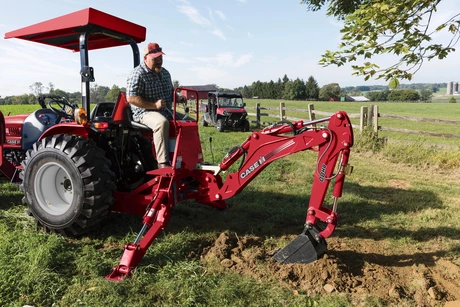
[341,95,370,102]
[180,85,219,100]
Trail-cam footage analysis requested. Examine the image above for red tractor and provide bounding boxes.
[0,8,354,281]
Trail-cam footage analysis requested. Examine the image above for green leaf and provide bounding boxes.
[389,77,400,89]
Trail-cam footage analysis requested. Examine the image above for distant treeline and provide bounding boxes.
[0,77,449,105]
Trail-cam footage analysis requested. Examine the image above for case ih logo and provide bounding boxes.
[6,139,20,145]
[240,156,266,179]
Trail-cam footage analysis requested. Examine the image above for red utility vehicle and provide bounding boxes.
[0,8,354,281]
[200,91,250,132]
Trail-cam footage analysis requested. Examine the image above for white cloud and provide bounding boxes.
[180,41,200,46]
[234,54,253,67]
[236,0,247,3]
[177,5,211,27]
[215,10,227,21]
[247,32,253,38]
[211,28,226,40]
[194,52,253,68]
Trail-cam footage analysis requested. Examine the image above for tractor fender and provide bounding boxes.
[39,123,89,141]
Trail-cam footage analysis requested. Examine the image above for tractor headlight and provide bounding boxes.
[74,108,88,125]
[223,110,228,116]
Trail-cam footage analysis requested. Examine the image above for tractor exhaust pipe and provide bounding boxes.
[272,224,327,264]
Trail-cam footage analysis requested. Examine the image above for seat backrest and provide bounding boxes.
[113,92,152,131]
[112,92,129,124]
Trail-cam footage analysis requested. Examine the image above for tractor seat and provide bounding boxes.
[124,106,152,132]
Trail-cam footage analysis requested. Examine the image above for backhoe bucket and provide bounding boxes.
[272,228,327,264]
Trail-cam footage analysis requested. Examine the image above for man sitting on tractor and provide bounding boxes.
[126,42,186,168]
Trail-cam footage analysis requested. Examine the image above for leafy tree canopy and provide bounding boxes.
[301,0,460,83]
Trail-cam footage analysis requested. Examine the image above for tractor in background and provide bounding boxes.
[0,8,354,281]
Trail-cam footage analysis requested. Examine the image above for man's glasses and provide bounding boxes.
[148,48,162,54]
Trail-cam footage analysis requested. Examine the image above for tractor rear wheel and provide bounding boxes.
[20,134,115,236]
[216,119,225,132]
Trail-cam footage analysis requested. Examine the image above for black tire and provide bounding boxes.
[241,119,250,132]
[19,134,115,236]
[201,116,208,127]
[216,119,225,132]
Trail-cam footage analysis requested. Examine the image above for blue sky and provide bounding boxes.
[1,0,459,97]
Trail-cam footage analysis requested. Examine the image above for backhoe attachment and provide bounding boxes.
[107,110,353,280]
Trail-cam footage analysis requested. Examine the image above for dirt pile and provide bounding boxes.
[202,232,460,306]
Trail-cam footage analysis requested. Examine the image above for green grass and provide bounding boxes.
[1,102,460,306]
[242,99,460,147]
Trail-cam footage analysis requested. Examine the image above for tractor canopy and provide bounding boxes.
[4,7,146,51]
[4,8,146,112]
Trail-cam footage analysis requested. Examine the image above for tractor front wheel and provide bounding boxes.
[216,119,225,132]
[20,134,115,236]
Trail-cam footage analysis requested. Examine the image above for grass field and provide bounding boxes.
[1,102,460,306]
[242,99,460,148]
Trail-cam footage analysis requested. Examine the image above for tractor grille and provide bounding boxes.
[7,127,21,136]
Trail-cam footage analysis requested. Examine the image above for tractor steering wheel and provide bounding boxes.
[47,98,76,120]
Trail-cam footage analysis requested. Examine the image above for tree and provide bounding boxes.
[305,76,320,100]
[90,84,110,105]
[30,82,44,97]
[365,90,389,101]
[48,82,55,93]
[283,78,307,100]
[301,0,460,82]
[387,89,421,101]
[319,83,341,101]
[420,89,433,102]
[173,80,180,88]
[105,84,122,102]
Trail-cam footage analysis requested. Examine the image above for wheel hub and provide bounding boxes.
[34,162,74,215]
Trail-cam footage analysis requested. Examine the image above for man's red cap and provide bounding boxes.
[143,42,165,58]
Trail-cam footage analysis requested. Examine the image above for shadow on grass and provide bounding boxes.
[99,180,453,243]
[0,180,23,210]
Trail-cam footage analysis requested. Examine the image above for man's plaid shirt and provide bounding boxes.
[126,61,174,121]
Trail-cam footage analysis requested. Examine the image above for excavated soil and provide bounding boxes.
[200,232,460,306]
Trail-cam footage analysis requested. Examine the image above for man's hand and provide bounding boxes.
[154,99,165,109]
[178,95,187,104]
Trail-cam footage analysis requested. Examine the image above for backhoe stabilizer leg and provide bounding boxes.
[272,224,327,264]
[105,243,146,281]
[106,192,171,282]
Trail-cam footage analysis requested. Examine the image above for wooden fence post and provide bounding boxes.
[368,104,374,127]
[280,102,285,121]
[360,106,368,133]
[308,103,315,121]
[256,102,261,128]
[373,105,379,135]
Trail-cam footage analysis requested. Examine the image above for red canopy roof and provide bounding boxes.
[4,8,146,51]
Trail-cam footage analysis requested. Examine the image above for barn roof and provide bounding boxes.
[181,85,218,91]
[4,7,146,51]
[350,95,371,102]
